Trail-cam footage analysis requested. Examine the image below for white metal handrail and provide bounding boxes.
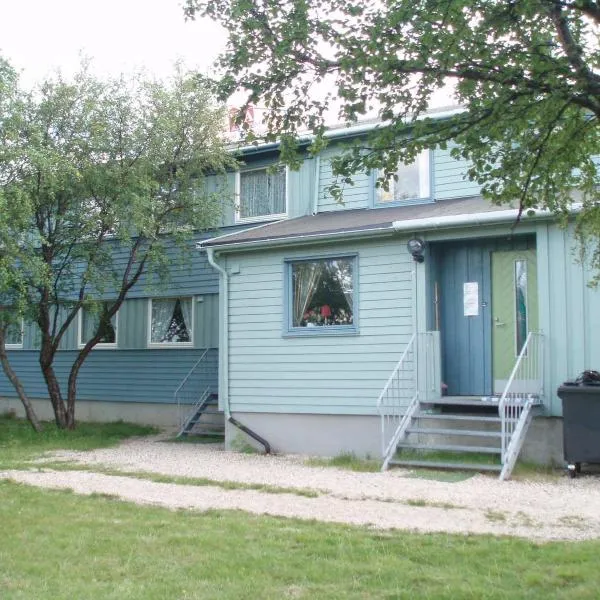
[498,332,544,467]
[378,332,441,470]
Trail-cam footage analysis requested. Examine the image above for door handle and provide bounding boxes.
[494,317,506,327]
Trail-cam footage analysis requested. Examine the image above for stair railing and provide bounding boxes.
[178,387,211,437]
[498,332,544,477]
[174,349,214,431]
[377,332,441,471]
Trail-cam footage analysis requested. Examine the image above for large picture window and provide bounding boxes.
[79,302,117,347]
[149,297,193,345]
[288,256,357,333]
[376,151,430,204]
[237,166,287,221]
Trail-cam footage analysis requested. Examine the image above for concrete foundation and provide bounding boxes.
[0,396,180,429]
[226,411,565,466]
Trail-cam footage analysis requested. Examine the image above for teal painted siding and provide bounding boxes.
[0,349,217,404]
[537,223,600,416]
[317,148,372,212]
[433,144,481,200]
[225,238,415,415]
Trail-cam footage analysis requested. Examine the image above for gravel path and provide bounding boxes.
[3,436,600,541]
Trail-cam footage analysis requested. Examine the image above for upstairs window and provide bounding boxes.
[286,255,357,335]
[236,166,287,222]
[79,302,118,347]
[376,151,431,205]
[149,297,193,346]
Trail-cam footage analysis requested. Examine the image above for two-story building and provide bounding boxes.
[1,117,598,477]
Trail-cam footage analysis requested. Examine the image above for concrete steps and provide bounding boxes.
[391,397,505,474]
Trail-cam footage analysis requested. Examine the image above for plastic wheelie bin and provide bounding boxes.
[557,370,600,478]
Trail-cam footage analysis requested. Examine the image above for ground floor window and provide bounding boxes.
[79,302,118,347]
[3,318,24,348]
[149,297,193,345]
[287,255,357,333]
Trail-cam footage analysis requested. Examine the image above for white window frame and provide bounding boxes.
[235,165,288,224]
[4,318,24,349]
[376,150,431,205]
[147,297,194,348]
[78,304,118,349]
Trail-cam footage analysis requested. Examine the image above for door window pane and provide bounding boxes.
[515,260,528,354]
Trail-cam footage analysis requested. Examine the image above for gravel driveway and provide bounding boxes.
[3,435,600,541]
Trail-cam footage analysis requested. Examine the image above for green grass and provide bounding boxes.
[305,452,381,472]
[396,448,502,466]
[40,463,321,498]
[1,480,600,599]
[0,416,157,469]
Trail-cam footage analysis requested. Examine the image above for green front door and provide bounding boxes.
[491,249,538,394]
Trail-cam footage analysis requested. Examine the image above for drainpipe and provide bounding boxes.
[206,247,271,454]
[312,154,321,215]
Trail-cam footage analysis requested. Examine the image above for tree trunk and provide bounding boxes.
[0,336,43,432]
[39,344,68,429]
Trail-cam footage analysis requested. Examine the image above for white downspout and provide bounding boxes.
[206,247,230,419]
[312,154,321,215]
[206,246,271,453]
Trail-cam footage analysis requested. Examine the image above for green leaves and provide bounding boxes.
[184,0,600,272]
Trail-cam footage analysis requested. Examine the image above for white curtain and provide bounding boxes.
[180,298,193,341]
[240,168,285,218]
[293,263,321,326]
[152,299,177,343]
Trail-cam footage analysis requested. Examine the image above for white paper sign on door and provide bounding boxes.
[463,282,479,316]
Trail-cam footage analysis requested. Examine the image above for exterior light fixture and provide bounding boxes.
[407,238,426,263]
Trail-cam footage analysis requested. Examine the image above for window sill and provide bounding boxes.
[374,197,433,208]
[78,343,118,350]
[283,327,359,338]
[147,342,194,349]
[235,213,287,225]
[4,344,23,350]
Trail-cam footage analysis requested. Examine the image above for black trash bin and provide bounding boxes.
[557,371,600,478]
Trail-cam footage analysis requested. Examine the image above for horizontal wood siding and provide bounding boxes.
[434,144,481,200]
[225,238,414,415]
[318,148,371,212]
[537,223,600,415]
[0,348,218,405]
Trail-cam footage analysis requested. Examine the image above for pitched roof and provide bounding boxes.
[201,196,509,250]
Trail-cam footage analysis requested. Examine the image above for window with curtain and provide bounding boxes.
[150,298,193,344]
[79,302,117,347]
[288,256,356,332]
[237,166,286,221]
[4,319,23,347]
[376,150,430,204]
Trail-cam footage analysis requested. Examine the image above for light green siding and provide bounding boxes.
[433,144,480,200]
[317,148,372,212]
[537,223,600,415]
[225,237,415,415]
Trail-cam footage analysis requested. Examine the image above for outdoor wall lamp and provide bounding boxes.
[407,238,426,263]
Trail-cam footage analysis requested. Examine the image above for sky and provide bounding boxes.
[0,0,226,85]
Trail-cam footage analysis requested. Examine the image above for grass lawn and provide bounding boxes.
[1,416,597,598]
[0,415,156,469]
[1,481,600,600]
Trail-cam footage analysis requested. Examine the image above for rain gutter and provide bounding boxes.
[391,204,583,233]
